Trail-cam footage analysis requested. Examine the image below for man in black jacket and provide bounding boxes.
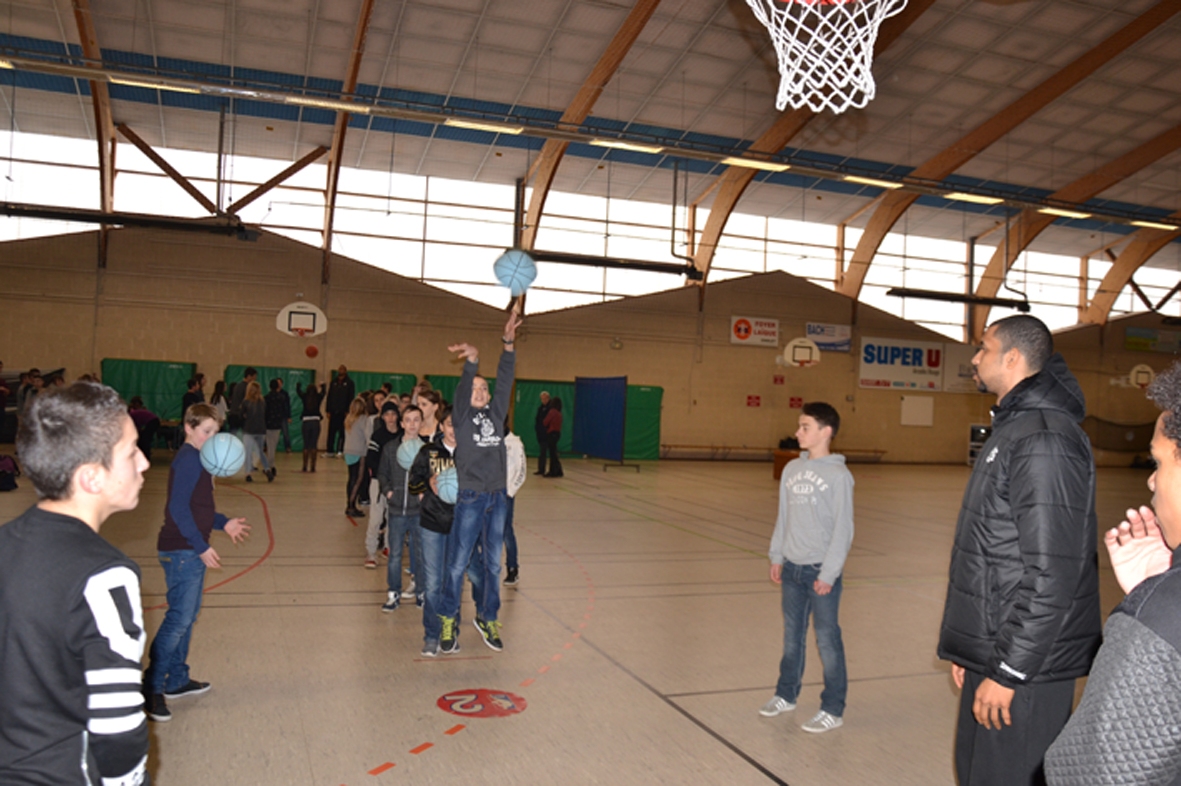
[325,365,355,456]
[938,315,1101,786]
[533,390,550,476]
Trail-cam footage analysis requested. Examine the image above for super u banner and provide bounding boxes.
[859,337,944,390]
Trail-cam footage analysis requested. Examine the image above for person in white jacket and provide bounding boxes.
[503,428,527,586]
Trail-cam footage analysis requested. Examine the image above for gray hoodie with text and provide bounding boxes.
[768,453,854,587]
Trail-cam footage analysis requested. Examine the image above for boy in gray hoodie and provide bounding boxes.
[760,401,854,734]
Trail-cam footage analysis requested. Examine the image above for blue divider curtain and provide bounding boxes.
[572,376,627,462]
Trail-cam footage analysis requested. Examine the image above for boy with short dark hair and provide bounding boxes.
[0,382,151,784]
[143,403,250,722]
[760,401,854,734]
[377,405,424,611]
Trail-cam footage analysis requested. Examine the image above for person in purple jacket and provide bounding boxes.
[142,403,250,723]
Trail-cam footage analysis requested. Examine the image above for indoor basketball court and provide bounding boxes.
[2,0,1180,783]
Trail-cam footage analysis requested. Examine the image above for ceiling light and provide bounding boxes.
[284,96,371,114]
[945,192,1004,205]
[0,60,14,70]
[1131,220,1180,231]
[444,118,524,135]
[844,175,903,189]
[109,77,200,95]
[590,139,664,154]
[721,157,789,173]
[1038,207,1091,220]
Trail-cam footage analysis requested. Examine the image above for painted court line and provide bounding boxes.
[367,762,394,776]
[410,743,433,755]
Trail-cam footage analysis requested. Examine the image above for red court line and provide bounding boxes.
[520,678,535,687]
[409,743,433,754]
[146,483,276,610]
[444,725,465,735]
[367,762,395,775]
[346,513,359,528]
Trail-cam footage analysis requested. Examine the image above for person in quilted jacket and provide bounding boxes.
[1045,361,1181,785]
[937,314,1101,786]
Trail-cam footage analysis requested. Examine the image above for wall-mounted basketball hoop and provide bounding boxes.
[276,302,328,338]
[744,0,909,114]
[777,337,821,368]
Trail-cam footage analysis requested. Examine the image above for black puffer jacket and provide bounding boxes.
[937,353,1101,687]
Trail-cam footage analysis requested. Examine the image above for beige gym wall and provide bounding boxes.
[0,226,1169,463]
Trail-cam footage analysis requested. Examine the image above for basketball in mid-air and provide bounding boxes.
[493,248,538,297]
[396,437,424,470]
[200,433,246,478]
[436,466,458,504]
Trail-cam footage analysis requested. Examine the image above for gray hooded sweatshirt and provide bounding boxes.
[768,453,855,587]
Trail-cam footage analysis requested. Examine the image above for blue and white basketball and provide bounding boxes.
[436,466,458,504]
[493,248,538,297]
[199,433,246,478]
[396,437,424,470]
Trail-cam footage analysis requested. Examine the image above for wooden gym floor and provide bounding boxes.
[0,453,1142,785]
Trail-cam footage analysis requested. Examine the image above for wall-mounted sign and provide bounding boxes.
[731,316,779,347]
[789,397,803,408]
[1126,327,1181,354]
[773,375,785,385]
[806,322,852,352]
[860,337,944,390]
[747,395,762,407]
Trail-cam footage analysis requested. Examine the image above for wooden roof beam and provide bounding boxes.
[1080,217,1181,326]
[322,0,376,285]
[836,0,1181,301]
[117,123,219,214]
[691,0,936,283]
[228,145,329,214]
[968,123,1181,340]
[520,0,661,251]
[71,0,116,216]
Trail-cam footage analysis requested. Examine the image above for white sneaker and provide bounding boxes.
[801,710,843,733]
[759,695,796,717]
[401,579,417,599]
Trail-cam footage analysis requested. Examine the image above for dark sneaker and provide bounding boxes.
[474,617,503,652]
[164,680,211,700]
[504,567,519,586]
[381,591,400,612]
[145,693,171,722]
[416,594,425,608]
[421,640,440,658]
[440,616,459,654]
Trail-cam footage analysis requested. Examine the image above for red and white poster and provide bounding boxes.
[731,316,779,347]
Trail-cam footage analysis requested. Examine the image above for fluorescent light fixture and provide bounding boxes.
[0,60,13,70]
[721,156,789,173]
[844,175,903,189]
[590,139,664,154]
[284,96,371,114]
[444,118,524,135]
[1038,207,1091,220]
[1131,220,1180,231]
[945,192,1004,205]
[109,77,200,95]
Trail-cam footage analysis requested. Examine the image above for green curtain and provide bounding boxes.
[347,372,418,397]
[101,359,195,421]
[224,365,316,451]
[514,380,576,456]
[624,385,663,460]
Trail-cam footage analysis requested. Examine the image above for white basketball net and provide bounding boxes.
[745,0,908,114]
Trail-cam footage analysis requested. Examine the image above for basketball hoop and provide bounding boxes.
[744,0,909,114]
[293,327,308,339]
[779,337,822,367]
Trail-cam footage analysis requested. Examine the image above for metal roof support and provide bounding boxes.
[690,0,936,283]
[117,123,219,214]
[322,0,376,285]
[1080,221,1181,325]
[228,145,329,214]
[519,0,661,251]
[836,0,1181,302]
[71,0,117,266]
[968,123,1181,340]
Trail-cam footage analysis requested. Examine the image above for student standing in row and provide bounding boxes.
[298,380,325,472]
[378,405,424,611]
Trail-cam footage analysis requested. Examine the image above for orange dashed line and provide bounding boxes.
[520,678,535,687]
[410,743,433,755]
[368,762,395,775]
[551,654,562,662]
[563,642,573,649]
[539,665,550,674]
[572,632,581,638]
[445,725,465,735]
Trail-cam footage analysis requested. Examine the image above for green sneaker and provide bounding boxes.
[474,617,503,652]
[440,615,460,654]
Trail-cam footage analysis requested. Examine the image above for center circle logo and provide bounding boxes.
[437,688,528,718]
[733,319,752,340]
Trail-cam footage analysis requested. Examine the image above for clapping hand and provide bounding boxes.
[1106,505,1172,593]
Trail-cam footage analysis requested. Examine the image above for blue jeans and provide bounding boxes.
[504,495,518,570]
[440,489,505,622]
[776,561,847,717]
[386,514,422,595]
[145,550,206,694]
[421,529,483,644]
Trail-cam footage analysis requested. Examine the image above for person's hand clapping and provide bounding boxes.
[1106,505,1172,593]
[448,343,479,363]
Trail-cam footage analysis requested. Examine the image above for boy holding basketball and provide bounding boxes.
[760,402,854,734]
[143,403,250,722]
